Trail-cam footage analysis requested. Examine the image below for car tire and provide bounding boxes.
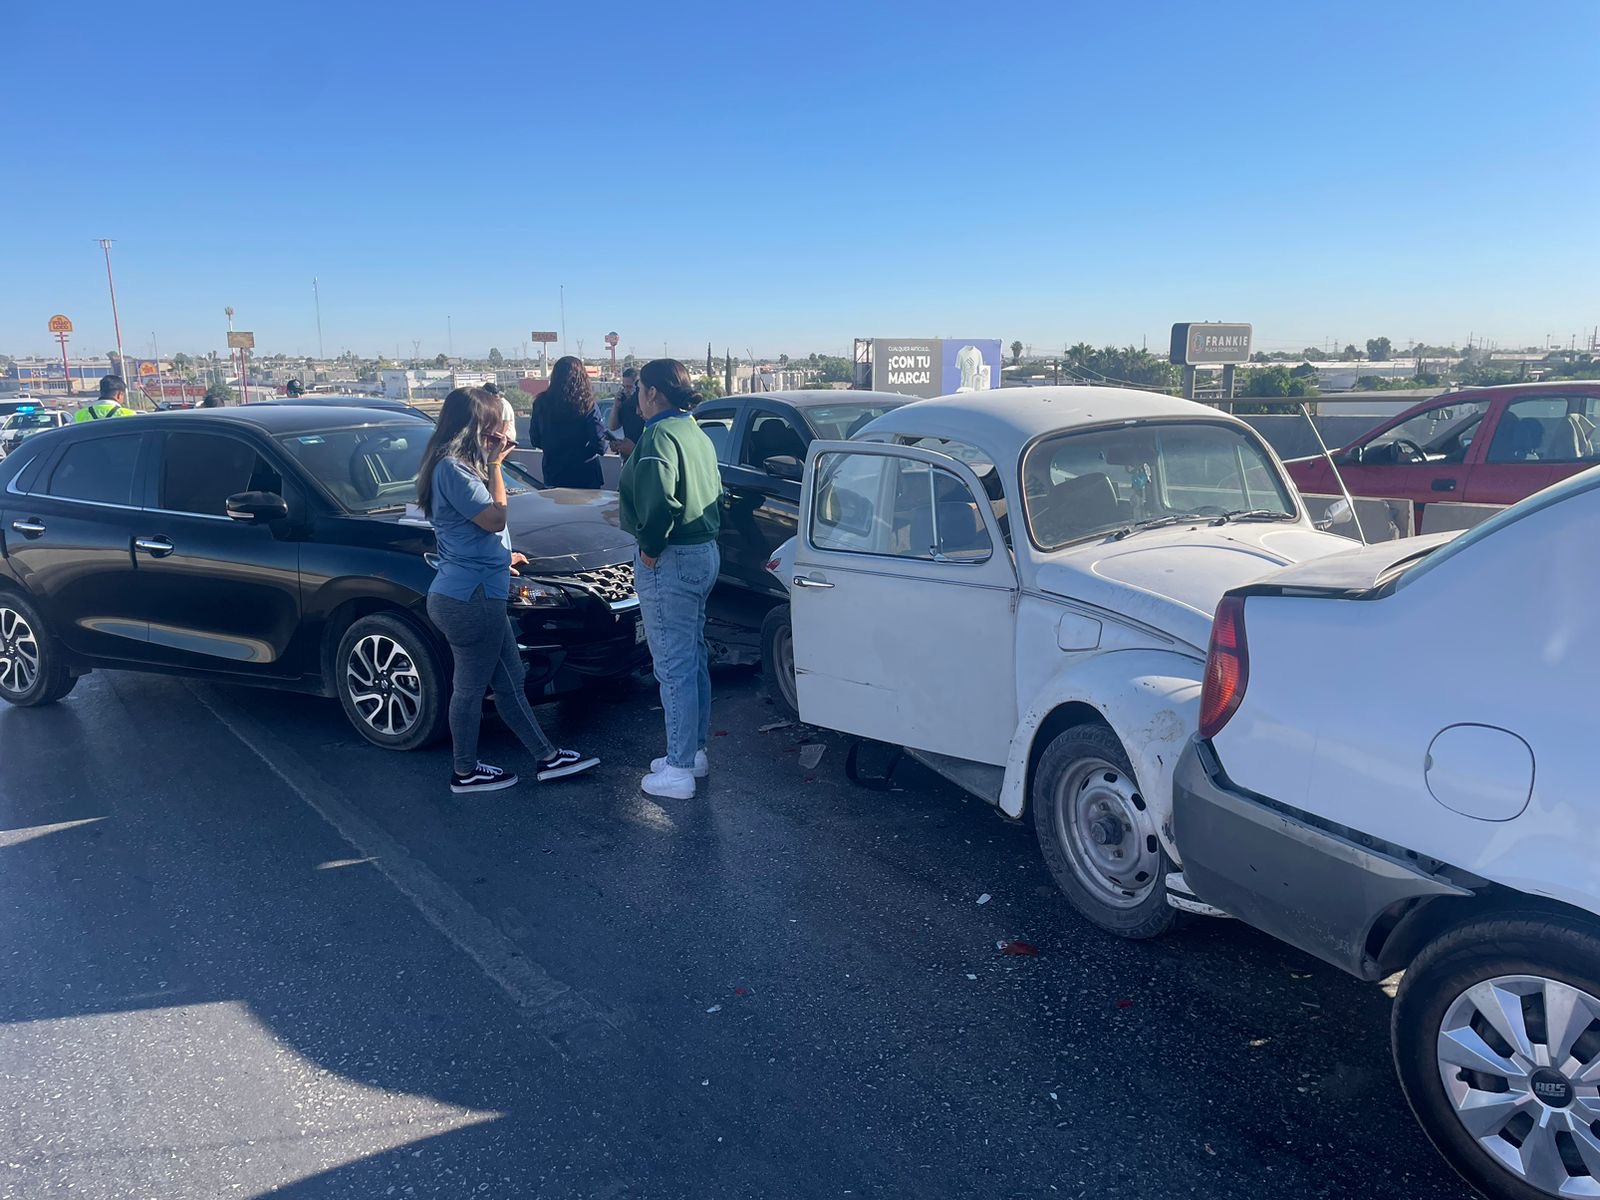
[0,591,76,708]
[1392,913,1600,1200]
[1030,722,1176,939]
[334,613,448,751]
[760,603,799,720]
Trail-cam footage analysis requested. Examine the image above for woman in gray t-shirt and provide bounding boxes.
[417,387,598,795]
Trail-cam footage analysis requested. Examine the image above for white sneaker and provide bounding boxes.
[651,749,708,778]
[641,764,696,799]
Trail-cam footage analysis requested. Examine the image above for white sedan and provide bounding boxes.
[1174,467,1600,1200]
[771,386,1352,936]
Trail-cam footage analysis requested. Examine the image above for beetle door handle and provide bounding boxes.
[135,536,176,558]
[793,575,834,589]
[10,518,46,537]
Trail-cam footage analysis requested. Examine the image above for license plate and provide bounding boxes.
[634,619,647,645]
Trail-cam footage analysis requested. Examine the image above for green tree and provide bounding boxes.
[1240,365,1318,399]
[203,382,237,406]
[1010,340,1024,365]
[1342,344,1362,361]
[694,374,724,400]
[1366,337,1392,361]
[488,347,504,367]
[434,352,449,368]
[778,353,790,369]
[1301,346,1323,361]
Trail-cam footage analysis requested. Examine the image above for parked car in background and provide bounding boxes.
[1174,468,1600,1200]
[0,407,70,458]
[769,387,1351,935]
[0,405,646,748]
[1286,380,1600,527]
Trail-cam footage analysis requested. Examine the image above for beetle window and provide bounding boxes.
[1022,422,1294,550]
[810,451,992,562]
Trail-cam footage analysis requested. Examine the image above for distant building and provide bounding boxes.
[6,356,117,397]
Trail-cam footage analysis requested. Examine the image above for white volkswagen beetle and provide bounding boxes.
[768,386,1353,936]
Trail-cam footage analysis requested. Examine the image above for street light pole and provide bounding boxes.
[314,277,325,359]
[98,239,125,383]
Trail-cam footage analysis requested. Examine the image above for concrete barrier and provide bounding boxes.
[1419,502,1505,535]
[1303,494,1414,543]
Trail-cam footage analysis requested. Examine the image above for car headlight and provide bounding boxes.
[509,578,572,608]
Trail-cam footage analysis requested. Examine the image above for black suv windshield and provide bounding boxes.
[277,422,539,513]
[1022,421,1295,549]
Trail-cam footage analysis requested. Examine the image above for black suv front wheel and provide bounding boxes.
[0,591,76,708]
[335,613,448,750]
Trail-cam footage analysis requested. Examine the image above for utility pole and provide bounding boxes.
[313,277,324,359]
[447,315,453,359]
[559,285,567,354]
[151,332,162,406]
[98,239,126,383]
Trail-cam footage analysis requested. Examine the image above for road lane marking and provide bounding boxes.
[183,683,618,1058]
[0,817,106,849]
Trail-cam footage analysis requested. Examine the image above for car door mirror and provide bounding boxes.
[764,455,804,482]
[225,490,289,524]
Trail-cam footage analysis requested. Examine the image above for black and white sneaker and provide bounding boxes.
[450,762,519,795]
[536,748,600,782]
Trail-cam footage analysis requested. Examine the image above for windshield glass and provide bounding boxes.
[805,403,901,440]
[2,412,59,431]
[276,422,540,513]
[1022,421,1294,549]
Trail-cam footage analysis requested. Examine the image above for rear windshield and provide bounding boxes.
[1022,421,1294,549]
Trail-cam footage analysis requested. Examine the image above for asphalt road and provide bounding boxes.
[0,663,1471,1199]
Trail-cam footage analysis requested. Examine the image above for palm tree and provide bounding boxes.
[1010,340,1024,365]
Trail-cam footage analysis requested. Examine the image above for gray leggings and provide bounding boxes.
[426,589,556,774]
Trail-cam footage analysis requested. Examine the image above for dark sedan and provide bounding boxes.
[0,405,646,749]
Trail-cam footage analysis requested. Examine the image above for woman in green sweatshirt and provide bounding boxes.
[618,359,723,799]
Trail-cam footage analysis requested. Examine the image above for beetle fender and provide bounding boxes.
[1000,648,1203,859]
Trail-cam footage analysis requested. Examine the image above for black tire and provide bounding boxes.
[334,613,448,751]
[760,603,799,720]
[1393,913,1600,1200]
[0,591,76,708]
[1030,722,1176,939]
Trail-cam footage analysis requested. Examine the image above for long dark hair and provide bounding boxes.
[639,358,698,411]
[540,355,596,418]
[417,386,503,517]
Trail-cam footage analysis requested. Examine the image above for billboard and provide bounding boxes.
[872,338,1002,398]
[1170,322,1253,366]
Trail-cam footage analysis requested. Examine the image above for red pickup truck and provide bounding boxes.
[1286,381,1600,527]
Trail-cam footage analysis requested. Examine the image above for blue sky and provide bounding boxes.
[3,0,1596,363]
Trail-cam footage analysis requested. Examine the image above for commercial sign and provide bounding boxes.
[1170,322,1253,366]
[47,314,73,334]
[530,331,559,344]
[227,331,256,350]
[872,338,1002,399]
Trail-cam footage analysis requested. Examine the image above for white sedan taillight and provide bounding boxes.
[1199,595,1249,740]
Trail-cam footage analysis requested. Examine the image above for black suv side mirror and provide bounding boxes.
[764,455,804,482]
[226,490,289,524]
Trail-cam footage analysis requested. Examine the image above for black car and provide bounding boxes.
[684,391,905,710]
[0,405,646,749]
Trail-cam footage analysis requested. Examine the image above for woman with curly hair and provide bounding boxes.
[527,355,614,489]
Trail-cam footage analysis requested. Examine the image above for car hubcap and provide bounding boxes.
[0,607,40,695]
[1052,755,1160,908]
[346,634,423,736]
[1437,974,1600,1195]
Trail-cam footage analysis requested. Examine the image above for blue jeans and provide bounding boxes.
[635,542,718,770]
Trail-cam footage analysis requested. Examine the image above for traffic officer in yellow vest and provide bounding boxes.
[75,375,137,422]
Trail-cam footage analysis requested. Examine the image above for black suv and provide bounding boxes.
[0,406,646,748]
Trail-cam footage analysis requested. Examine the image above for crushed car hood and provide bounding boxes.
[1034,524,1350,652]
[391,487,637,574]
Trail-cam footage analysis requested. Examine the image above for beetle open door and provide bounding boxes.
[791,441,1019,766]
